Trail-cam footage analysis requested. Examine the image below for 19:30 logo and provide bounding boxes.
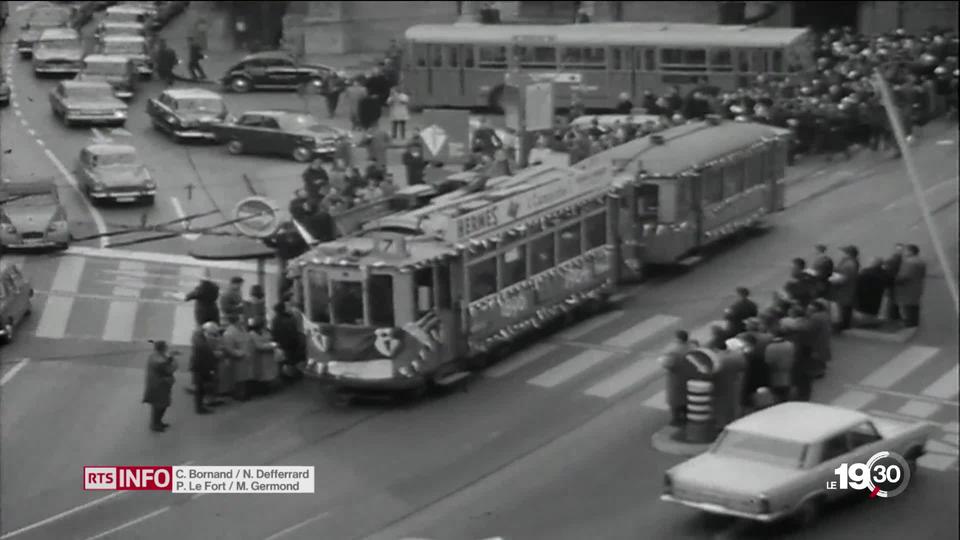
[828,451,912,498]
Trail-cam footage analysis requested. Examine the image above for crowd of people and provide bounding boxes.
[659,242,928,430]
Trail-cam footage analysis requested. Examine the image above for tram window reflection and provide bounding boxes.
[531,233,555,275]
[331,280,363,325]
[368,274,395,327]
[557,223,581,262]
[584,212,607,249]
[469,257,498,301]
[501,246,527,287]
[636,183,659,218]
[306,270,330,323]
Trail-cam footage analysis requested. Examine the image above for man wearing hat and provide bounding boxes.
[143,340,179,431]
[190,322,221,414]
[184,269,220,327]
[219,276,245,325]
[725,287,758,336]
[830,245,861,332]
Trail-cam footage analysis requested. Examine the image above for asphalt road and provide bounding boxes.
[1,122,956,540]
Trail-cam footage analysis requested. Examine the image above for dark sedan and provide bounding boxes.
[219,51,333,93]
[212,110,349,162]
[147,87,227,141]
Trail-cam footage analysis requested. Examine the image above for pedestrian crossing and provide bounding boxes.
[2,253,279,346]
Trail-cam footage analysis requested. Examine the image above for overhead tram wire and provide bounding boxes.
[874,69,960,318]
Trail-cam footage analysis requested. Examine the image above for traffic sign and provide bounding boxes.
[524,82,554,131]
[420,109,470,164]
[232,196,281,238]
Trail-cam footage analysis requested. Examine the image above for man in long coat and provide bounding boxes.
[219,277,245,324]
[829,245,860,332]
[143,340,178,431]
[725,286,758,336]
[658,330,694,426]
[190,323,220,414]
[883,243,905,321]
[894,244,927,328]
[185,270,219,326]
[221,315,253,399]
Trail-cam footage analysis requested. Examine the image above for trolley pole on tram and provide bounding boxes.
[873,69,960,317]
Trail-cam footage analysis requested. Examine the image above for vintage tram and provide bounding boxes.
[288,118,790,396]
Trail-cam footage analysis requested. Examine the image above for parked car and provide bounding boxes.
[220,51,333,93]
[76,55,137,99]
[102,4,150,25]
[96,35,153,78]
[212,110,348,162]
[49,80,128,126]
[0,67,9,107]
[16,4,76,58]
[0,263,34,345]
[0,179,71,250]
[75,144,156,204]
[32,27,84,76]
[147,87,227,141]
[94,20,147,42]
[661,402,934,527]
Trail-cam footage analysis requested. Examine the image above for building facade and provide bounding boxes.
[280,1,958,55]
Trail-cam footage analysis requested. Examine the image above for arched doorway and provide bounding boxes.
[793,1,860,32]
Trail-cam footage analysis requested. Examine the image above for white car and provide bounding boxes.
[662,402,933,526]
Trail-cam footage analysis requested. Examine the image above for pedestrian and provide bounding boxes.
[471,117,499,156]
[365,66,391,108]
[358,93,382,130]
[244,284,267,329]
[218,315,247,399]
[764,329,795,402]
[154,39,178,86]
[807,300,833,375]
[219,276,245,324]
[883,243,905,321]
[894,244,927,328]
[614,92,633,114]
[387,87,410,141]
[366,127,390,166]
[271,302,303,380]
[829,245,861,332]
[705,324,729,350]
[190,322,220,414]
[323,72,346,118]
[725,286,758,335]
[344,79,367,131]
[185,269,220,326]
[143,340,178,431]
[402,143,426,185]
[855,257,888,323]
[812,244,834,283]
[781,305,816,399]
[658,330,694,426]
[248,318,280,394]
[302,158,329,201]
[187,35,206,81]
[737,333,768,408]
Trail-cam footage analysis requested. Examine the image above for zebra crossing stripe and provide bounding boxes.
[528,349,609,388]
[897,364,959,418]
[860,346,939,389]
[485,343,555,378]
[643,389,669,410]
[35,256,86,339]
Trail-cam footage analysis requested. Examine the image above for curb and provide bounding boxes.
[650,425,713,457]
[845,326,918,343]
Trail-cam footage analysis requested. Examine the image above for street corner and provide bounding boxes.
[650,425,712,457]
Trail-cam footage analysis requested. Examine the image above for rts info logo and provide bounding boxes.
[826,451,912,498]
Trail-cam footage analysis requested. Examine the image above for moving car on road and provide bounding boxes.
[16,4,76,58]
[96,35,153,78]
[147,87,227,142]
[76,55,138,99]
[0,264,34,345]
[102,4,150,26]
[212,110,348,162]
[0,67,10,107]
[0,179,71,250]
[32,27,84,76]
[49,80,128,127]
[75,144,156,205]
[220,51,333,93]
[661,402,933,527]
[94,20,148,42]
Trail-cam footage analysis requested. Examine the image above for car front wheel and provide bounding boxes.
[229,76,251,93]
[226,139,244,155]
[292,146,313,162]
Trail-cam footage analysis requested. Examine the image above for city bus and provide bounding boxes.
[288,118,790,400]
[402,22,813,110]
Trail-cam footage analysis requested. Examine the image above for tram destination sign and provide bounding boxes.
[439,166,610,242]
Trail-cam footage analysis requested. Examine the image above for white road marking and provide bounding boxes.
[643,389,669,410]
[169,196,201,241]
[1,358,30,387]
[35,138,45,147]
[102,261,145,342]
[555,309,624,340]
[925,439,960,457]
[860,346,939,389]
[528,349,609,388]
[485,343,554,378]
[944,433,959,446]
[0,493,124,539]
[26,128,36,136]
[16,2,41,12]
[936,139,956,145]
[64,246,279,273]
[897,364,959,418]
[261,512,331,540]
[13,108,21,116]
[89,127,112,143]
[35,256,86,338]
[944,422,960,434]
[884,177,958,211]
[918,453,958,471]
[831,389,879,410]
[81,507,170,540]
[172,266,203,346]
[110,127,133,137]
[604,314,680,348]
[43,148,109,248]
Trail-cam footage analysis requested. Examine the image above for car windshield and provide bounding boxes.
[0,191,56,208]
[28,9,70,28]
[277,114,322,132]
[37,39,77,50]
[66,86,113,100]
[711,430,806,468]
[93,152,137,167]
[103,42,144,55]
[174,98,223,113]
[84,62,127,75]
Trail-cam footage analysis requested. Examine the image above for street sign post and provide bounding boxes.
[232,196,282,239]
[420,109,471,165]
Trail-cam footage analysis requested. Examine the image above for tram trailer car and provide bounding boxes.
[289,119,790,399]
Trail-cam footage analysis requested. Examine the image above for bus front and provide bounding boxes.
[294,249,444,395]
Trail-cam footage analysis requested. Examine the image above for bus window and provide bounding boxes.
[517,46,556,68]
[702,168,723,203]
[368,274,395,327]
[723,161,744,196]
[583,212,607,249]
[636,183,660,218]
[612,48,622,70]
[464,46,475,68]
[582,47,605,70]
[305,270,329,323]
[447,45,460,68]
[431,45,443,67]
[530,233,555,275]
[468,256,498,301]
[501,245,527,287]
[557,223,582,262]
[771,49,784,72]
[661,48,683,65]
[478,46,507,69]
[645,49,656,71]
[660,48,707,72]
[736,50,750,72]
[751,50,768,72]
[413,43,428,68]
[561,47,582,66]
[330,280,363,325]
[710,49,734,72]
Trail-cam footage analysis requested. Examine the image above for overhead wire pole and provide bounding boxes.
[873,69,960,317]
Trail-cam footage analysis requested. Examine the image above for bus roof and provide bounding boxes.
[404,23,810,49]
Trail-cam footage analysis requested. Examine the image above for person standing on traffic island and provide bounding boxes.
[190,322,220,414]
[725,287,758,336]
[883,243,905,322]
[402,144,426,186]
[764,329,795,403]
[812,244,834,293]
[658,330,694,427]
[185,269,220,326]
[829,245,860,332]
[187,18,208,81]
[387,87,410,141]
[894,244,927,328]
[219,276,245,324]
[143,340,178,432]
[155,39,178,87]
[222,315,253,400]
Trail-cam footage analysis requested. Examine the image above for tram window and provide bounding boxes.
[746,153,764,187]
[305,271,329,323]
[772,49,784,72]
[448,46,459,68]
[584,212,607,249]
[612,48,622,70]
[414,268,434,316]
[464,46,475,68]
[413,43,427,68]
[736,50,750,72]
[636,183,660,217]
[582,47,605,70]
[702,169,723,203]
[557,223,582,263]
[468,257,498,301]
[368,275,396,327]
[501,246,527,287]
[661,49,683,64]
[517,46,556,68]
[431,45,443,67]
[751,50,768,72]
[478,46,507,69]
[330,280,363,325]
[645,49,656,71]
[723,161,744,196]
[710,49,734,72]
[562,47,582,65]
[530,233,555,275]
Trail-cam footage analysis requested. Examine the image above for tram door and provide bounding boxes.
[610,47,635,102]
